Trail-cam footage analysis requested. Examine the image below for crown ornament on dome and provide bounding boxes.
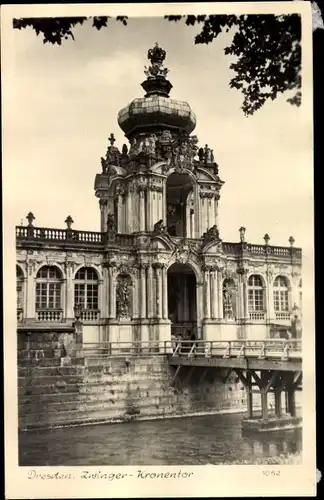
[144,42,169,79]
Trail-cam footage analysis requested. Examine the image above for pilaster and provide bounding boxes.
[203,266,211,319]
[147,263,154,318]
[217,268,224,320]
[162,264,168,319]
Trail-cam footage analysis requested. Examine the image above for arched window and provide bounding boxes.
[74,267,99,313]
[273,276,289,311]
[16,265,24,322]
[273,276,290,321]
[36,266,63,321]
[248,275,265,320]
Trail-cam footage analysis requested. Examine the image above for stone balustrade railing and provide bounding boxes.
[222,241,301,259]
[16,226,134,248]
[16,225,301,259]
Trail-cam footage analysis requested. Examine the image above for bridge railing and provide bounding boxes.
[171,339,302,360]
[18,339,302,360]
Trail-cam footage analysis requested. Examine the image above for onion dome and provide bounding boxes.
[117,43,196,139]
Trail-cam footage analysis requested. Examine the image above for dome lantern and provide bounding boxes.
[117,43,196,139]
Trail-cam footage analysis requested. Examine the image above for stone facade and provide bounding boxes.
[16,44,302,346]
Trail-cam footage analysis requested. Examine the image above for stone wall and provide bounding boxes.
[18,350,252,431]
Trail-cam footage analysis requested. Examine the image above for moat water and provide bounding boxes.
[19,412,302,466]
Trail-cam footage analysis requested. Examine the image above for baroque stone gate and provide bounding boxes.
[16,43,302,346]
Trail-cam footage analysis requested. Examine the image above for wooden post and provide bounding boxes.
[274,389,282,418]
[287,389,296,417]
[246,370,253,419]
[285,390,289,413]
[261,389,268,422]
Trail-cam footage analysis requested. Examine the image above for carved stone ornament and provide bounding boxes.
[107,213,117,232]
[155,133,198,173]
[118,265,132,276]
[172,136,198,172]
[222,269,235,279]
[202,225,220,245]
[144,42,169,78]
[116,275,132,318]
[153,219,166,235]
[223,285,234,320]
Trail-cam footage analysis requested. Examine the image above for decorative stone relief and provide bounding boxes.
[28,261,36,276]
[116,275,132,318]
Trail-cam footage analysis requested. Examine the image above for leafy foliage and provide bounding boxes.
[13,14,302,115]
[166,14,301,115]
[13,16,128,45]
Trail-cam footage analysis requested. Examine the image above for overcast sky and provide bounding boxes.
[6,15,313,251]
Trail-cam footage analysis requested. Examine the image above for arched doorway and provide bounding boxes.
[166,173,194,237]
[167,263,197,338]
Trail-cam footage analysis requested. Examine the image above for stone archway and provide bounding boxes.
[166,172,194,237]
[167,262,198,339]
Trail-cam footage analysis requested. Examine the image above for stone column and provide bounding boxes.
[99,199,107,233]
[66,262,74,319]
[139,190,146,232]
[26,261,36,319]
[210,268,217,319]
[147,264,154,318]
[132,271,139,319]
[162,264,168,319]
[102,266,109,318]
[238,274,244,319]
[117,195,124,233]
[207,199,212,229]
[243,273,249,319]
[264,284,270,322]
[61,278,67,320]
[270,280,277,321]
[126,191,132,233]
[140,264,147,319]
[215,194,220,227]
[204,266,211,319]
[217,269,224,319]
[154,264,163,319]
[146,190,152,232]
[108,264,116,318]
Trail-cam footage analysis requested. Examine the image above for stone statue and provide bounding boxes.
[143,134,157,156]
[116,277,131,317]
[153,219,166,234]
[107,213,116,232]
[204,144,212,163]
[223,286,234,320]
[100,156,106,173]
[198,147,204,162]
[160,130,173,143]
[122,144,128,156]
[207,225,219,239]
[203,224,220,245]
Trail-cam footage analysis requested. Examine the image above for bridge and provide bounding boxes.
[77,338,302,429]
[166,339,302,429]
[22,337,302,432]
